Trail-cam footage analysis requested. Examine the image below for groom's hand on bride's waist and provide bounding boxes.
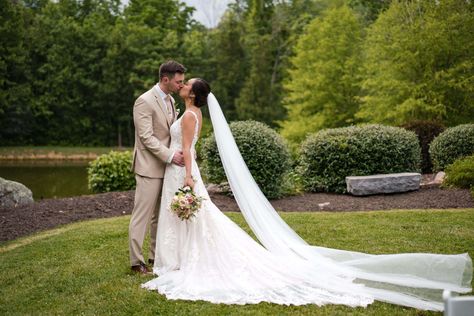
[171,151,185,167]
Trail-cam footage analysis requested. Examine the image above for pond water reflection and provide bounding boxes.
[0,160,91,200]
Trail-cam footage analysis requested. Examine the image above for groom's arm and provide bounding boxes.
[133,97,173,163]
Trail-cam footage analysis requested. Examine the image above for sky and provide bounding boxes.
[121,0,234,28]
[183,0,234,28]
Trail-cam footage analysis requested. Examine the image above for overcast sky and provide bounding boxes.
[184,0,234,28]
[121,0,234,28]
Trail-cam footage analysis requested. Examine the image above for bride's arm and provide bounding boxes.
[181,112,197,188]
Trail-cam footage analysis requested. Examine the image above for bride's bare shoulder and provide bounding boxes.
[181,110,200,122]
[181,110,200,128]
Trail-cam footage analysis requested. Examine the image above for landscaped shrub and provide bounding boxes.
[88,151,135,193]
[401,120,445,173]
[195,116,213,157]
[299,124,421,193]
[200,120,291,198]
[443,155,474,190]
[429,124,474,171]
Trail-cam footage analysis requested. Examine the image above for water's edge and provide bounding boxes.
[0,160,90,199]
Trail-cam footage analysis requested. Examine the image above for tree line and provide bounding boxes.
[1,0,473,146]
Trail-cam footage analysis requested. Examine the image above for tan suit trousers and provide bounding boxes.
[129,174,163,266]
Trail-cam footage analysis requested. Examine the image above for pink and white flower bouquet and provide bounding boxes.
[169,186,204,221]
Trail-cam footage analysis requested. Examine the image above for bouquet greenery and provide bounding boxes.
[170,186,204,221]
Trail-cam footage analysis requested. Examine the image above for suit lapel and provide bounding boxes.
[151,88,171,127]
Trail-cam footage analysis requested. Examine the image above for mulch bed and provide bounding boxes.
[1,181,473,243]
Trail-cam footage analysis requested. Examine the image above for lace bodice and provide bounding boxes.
[162,110,206,205]
[169,110,200,152]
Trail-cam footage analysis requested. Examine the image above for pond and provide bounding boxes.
[0,160,91,200]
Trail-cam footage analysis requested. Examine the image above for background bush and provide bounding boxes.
[88,151,135,193]
[429,124,474,171]
[299,124,421,193]
[195,116,213,157]
[200,121,291,198]
[400,120,445,173]
[442,155,474,190]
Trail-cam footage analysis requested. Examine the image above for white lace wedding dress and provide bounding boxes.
[142,94,472,311]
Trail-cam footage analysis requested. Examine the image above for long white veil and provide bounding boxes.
[207,93,472,311]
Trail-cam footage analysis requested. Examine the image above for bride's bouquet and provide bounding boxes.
[170,186,204,221]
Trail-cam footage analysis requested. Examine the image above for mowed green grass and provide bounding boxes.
[1,209,473,315]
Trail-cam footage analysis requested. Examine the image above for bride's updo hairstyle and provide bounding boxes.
[192,79,211,108]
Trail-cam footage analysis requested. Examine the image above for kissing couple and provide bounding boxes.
[128,60,472,311]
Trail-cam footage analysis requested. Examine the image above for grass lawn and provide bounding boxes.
[1,209,473,315]
[0,146,132,160]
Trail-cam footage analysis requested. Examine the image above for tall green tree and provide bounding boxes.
[3,0,200,146]
[207,1,248,120]
[234,0,327,126]
[348,0,391,23]
[357,0,474,126]
[280,5,364,145]
[123,0,195,96]
[234,0,278,125]
[0,0,33,144]
[27,0,121,145]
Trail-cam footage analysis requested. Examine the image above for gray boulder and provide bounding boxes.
[346,173,421,196]
[0,177,34,208]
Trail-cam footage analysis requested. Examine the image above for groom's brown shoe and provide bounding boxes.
[131,262,152,275]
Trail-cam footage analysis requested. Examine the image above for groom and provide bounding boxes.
[129,60,186,275]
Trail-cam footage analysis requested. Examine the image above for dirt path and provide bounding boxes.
[1,185,473,243]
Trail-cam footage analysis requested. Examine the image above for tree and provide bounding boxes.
[280,5,364,145]
[123,0,195,97]
[27,0,121,145]
[233,0,327,126]
[0,0,33,144]
[0,0,200,146]
[234,0,279,125]
[348,0,391,23]
[357,0,474,127]
[207,1,248,120]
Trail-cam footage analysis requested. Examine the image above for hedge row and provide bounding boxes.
[87,122,473,197]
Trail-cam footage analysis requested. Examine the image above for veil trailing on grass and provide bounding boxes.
[207,93,472,311]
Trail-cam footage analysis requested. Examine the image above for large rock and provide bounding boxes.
[0,177,34,208]
[346,173,421,196]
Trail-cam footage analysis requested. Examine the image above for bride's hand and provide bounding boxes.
[184,176,195,189]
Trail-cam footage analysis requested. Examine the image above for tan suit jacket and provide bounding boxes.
[131,87,177,178]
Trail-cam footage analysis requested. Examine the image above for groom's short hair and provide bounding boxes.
[159,61,186,81]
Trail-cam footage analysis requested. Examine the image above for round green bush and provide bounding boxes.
[88,151,136,193]
[400,120,445,173]
[200,120,291,198]
[429,124,474,171]
[299,124,421,193]
[443,155,474,190]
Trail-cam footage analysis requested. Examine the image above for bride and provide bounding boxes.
[142,78,472,311]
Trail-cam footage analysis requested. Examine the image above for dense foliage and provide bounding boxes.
[357,0,474,126]
[2,0,472,149]
[87,151,135,193]
[281,5,363,144]
[200,121,291,198]
[0,0,201,146]
[400,120,445,173]
[429,124,474,171]
[299,124,421,193]
[443,155,474,190]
